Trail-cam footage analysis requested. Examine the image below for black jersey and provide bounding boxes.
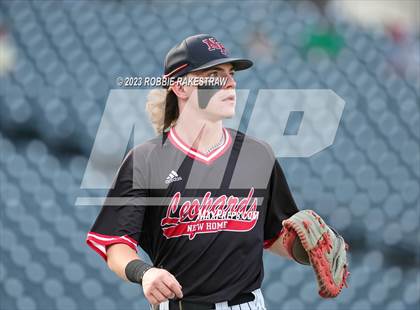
[86,128,299,303]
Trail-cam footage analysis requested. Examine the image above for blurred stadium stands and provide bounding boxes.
[0,1,419,310]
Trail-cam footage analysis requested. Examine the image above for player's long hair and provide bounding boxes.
[145,89,179,134]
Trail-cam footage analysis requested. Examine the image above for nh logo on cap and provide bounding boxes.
[202,38,227,55]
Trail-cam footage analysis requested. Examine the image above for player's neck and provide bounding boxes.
[173,119,224,154]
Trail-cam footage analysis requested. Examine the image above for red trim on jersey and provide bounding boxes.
[167,127,232,165]
[86,232,138,261]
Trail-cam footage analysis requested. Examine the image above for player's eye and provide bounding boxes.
[208,71,218,78]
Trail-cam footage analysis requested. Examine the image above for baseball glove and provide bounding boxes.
[282,210,350,298]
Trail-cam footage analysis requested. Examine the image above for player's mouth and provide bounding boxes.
[222,94,236,102]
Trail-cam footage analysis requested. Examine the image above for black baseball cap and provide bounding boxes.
[163,34,253,79]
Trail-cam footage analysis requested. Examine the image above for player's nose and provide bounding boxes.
[223,73,236,89]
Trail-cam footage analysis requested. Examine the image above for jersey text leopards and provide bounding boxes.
[161,188,260,239]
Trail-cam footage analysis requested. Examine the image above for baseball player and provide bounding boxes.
[86,34,349,310]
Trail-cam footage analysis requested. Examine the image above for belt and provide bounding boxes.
[168,292,255,310]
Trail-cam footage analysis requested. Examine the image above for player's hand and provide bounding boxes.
[142,267,183,306]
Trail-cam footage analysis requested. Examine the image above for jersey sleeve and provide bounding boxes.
[263,158,299,249]
[86,150,148,261]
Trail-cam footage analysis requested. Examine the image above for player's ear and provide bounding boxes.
[171,80,190,100]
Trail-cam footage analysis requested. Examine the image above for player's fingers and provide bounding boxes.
[163,277,183,298]
[166,273,182,289]
[157,282,175,299]
[151,289,167,304]
[145,292,159,306]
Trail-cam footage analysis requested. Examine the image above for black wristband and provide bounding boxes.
[125,259,153,285]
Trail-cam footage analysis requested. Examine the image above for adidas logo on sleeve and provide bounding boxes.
[165,170,183,184]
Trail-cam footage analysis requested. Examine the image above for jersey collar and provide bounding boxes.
[167,127,232,165]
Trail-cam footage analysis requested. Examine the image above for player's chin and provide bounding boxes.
[219,109,235,119]
[220,100,236,111]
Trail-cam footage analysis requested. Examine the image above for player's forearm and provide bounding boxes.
[268,230,310,264]
[267,233,292,258]
[106,243,142,281]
